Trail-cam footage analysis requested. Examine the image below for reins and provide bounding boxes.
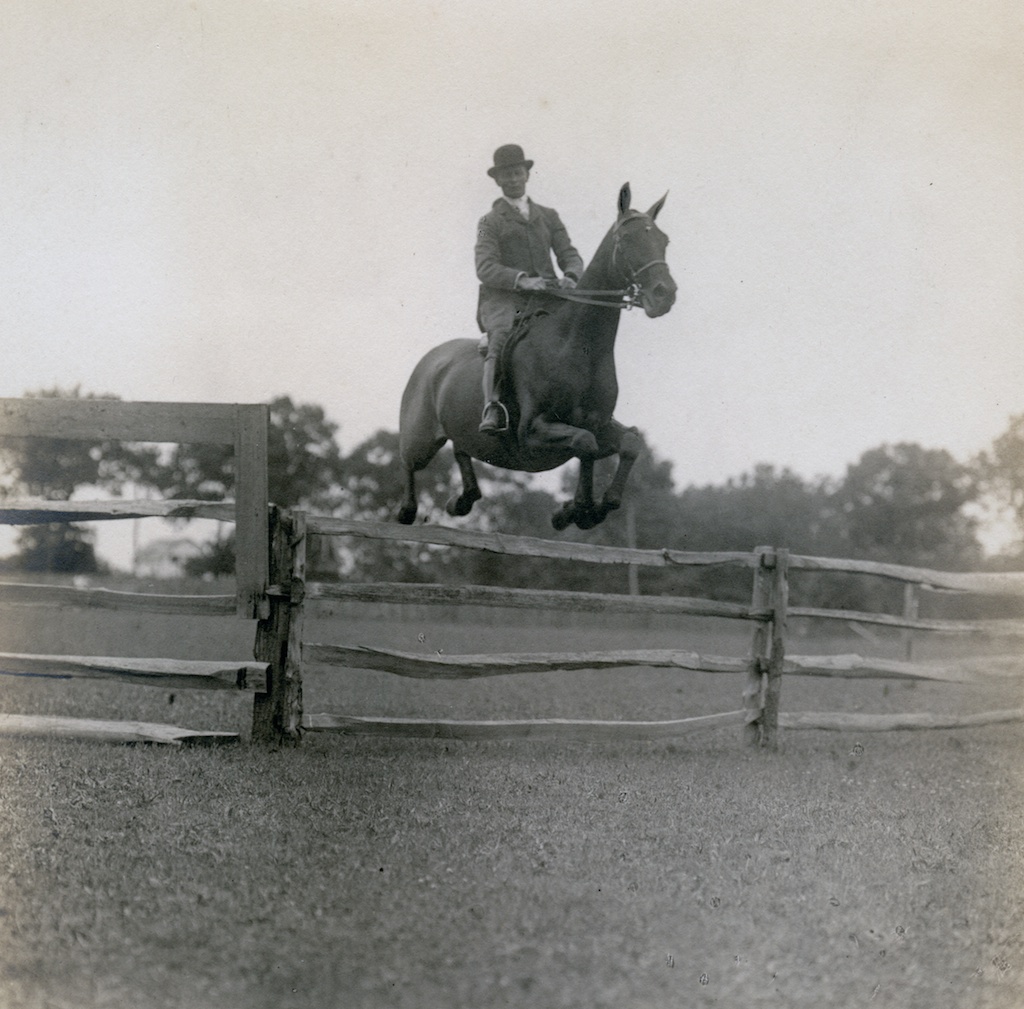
[541,284,639,309]
[539,211,668,311]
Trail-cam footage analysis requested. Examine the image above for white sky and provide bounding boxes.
[1,1,1023,563]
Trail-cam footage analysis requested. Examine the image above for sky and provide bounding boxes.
[1,1,1022,562]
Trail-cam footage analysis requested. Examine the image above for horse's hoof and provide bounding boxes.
[445,492,478,517]
[551,506,573,531]
[397,505,417,525]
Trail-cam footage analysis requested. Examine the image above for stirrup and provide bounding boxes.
[479,400,509,434]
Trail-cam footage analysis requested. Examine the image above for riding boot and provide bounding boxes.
[478,357,509,434]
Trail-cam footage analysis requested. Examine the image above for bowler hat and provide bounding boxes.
[487,144,534,177]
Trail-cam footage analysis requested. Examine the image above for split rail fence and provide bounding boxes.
[273,514,1024,748]
[2,396,1023,748]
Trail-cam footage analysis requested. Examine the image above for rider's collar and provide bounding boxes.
[501,195,530,219]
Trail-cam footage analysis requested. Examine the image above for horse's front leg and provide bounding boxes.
[590,421,644,523]
[523,416,600,530]
[522,414,599,459]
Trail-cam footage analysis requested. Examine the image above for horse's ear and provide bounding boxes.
[647,192,668,220]
[618,183,631,216]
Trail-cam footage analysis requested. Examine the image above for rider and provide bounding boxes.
[475,144,584,434]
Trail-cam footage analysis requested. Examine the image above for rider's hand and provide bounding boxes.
[477,336,489,355]
[516,276,549,292]
[557,276,578,290]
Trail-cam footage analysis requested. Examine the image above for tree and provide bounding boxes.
[0,387,162,573]
[165,396,348,576]
[829,443,980,570]
[976,413,1024,554]
[152,395,345,509]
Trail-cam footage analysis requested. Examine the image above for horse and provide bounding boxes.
[398,182,676,531]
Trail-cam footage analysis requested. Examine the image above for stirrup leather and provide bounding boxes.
[479,400,510,433]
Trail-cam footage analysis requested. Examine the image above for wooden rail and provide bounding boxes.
[779,709,1024,732]
[303,643,750,678]
[0,499,236,525]
[0,713,240,746]
[306,581,769,621]
[303,644,1024,685]
[0,653,267,691]
[306,515,757,570]
[303,710,747,740]
[0,581,236,616]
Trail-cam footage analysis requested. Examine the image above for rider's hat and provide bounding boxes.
[487,144,534,177]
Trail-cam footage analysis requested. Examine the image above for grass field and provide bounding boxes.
[1,593,1022,1008]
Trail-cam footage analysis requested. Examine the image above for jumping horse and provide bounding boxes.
[398,183,676,531]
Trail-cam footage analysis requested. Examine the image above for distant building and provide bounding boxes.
[134,537,203,578]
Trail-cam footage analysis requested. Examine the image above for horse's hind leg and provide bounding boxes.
[397,434,446,525]
[397,465,420,525]
[446,450,483,517]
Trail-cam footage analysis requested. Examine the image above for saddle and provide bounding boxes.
[494,307,551,407]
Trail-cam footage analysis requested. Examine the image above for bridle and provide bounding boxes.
[542,211,668,311]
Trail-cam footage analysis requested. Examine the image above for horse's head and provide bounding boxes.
[611,183,677,318]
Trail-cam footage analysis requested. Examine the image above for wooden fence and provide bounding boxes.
[264,514,1024,749]
[0,398,272,745]
[2,396,1023,748]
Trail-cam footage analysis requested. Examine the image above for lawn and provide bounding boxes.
[0,598,1022,1008]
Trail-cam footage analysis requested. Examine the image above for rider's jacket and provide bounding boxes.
[475,197,583,335]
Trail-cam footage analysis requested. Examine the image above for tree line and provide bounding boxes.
[2,387,1022,611]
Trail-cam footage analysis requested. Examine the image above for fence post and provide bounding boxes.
[902,583,919,661]
[760,549,789,751]
[251,508,305,745]
[743,547,773,746]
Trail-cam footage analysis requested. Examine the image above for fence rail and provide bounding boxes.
[0,499,236,525]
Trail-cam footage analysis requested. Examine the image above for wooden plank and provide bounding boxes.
[0,653,267,691]
[785,652,1024,684]
[0,713,238,746]
[302,709,747,740]
[306,581,768,621]
[305,515,757,571]
[0,499,235,525]
[0,582,236,616]
[233,404,269,618]
[778,709,1024,732]
[789,606,1024,637]
[302,643,749,678]
[787,553,1024,597]
[0,398,238,444]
